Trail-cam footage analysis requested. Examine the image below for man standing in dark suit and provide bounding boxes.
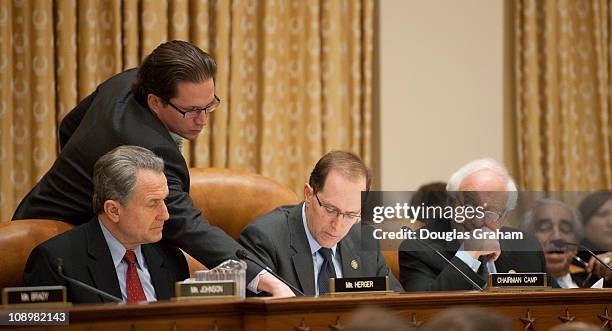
[239,151,403,296]
[14,40,292,297]
[399,158,550,291]
[24,146,188,304]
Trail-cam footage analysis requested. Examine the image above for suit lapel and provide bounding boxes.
[339,227,362,277]
[571,272,592,288]
[142,244,173,300]
[289,203,316,295]
[132,99,190,191]
[432,221,460,257]
[86,220,122,302]
[496,228,521,273]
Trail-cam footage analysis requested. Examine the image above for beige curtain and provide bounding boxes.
[0,0,374,220]
[515,0,612,191]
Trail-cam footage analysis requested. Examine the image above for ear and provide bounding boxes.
[147,94,163,115]
[103,200,122,224]
[303,183,313,204]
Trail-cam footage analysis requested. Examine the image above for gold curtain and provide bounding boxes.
[515,0,612,191]
[0,0,374,220]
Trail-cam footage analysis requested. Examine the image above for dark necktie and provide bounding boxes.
[124,250,147,303]
[317,247,336,295]
[477,256,489,280]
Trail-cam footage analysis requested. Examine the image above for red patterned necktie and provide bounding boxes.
[123,250,146,303]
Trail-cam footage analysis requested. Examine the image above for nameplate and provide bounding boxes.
[329,276,390,294]
[2,286,67,307]
[487,273,548,290]
[175,280,236,299]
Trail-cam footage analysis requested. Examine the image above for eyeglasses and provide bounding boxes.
[479,209,506,222]
[162,95,221,119]
[314,192,361,223]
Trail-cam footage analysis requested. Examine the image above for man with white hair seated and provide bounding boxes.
[521,198,595,288]
[398,158,550,291]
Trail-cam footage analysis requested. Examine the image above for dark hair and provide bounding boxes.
[132,40,216,106]
[549,322,600,331]
[309,150,371,194]
[345,306,415,331]
[578,191,612,225]
[411,182,448,206]
[92,145,165,214]
[410,182,449,221]
[422,307,512,331]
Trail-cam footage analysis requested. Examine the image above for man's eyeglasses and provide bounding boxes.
[314,192,361,223]
[162,95,221,119]
[479,209,506,222]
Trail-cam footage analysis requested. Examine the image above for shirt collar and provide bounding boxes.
[557,272,578,288]
[98,218,144,269]
[301,203,337,256]
[169,132,183,151]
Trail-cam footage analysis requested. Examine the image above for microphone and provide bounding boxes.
[56,258,122,303]
[405,228,483,291]
[236,249,306,296]
[551,239,612,273]
[571,255,594,288]
[572,255,589,268]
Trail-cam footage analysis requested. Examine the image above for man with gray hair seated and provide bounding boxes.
[399,158,549,291]
[23,146,189,304]
[521,198,595,288]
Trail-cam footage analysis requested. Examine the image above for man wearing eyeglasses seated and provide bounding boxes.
[239,151,403,296]
[398,158,552,291]
[13,40,294,298]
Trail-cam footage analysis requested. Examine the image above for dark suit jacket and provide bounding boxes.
[575,238,611,288]
[398,220,551,291]
[238,203,403,296]
[23,218,189,304]
[12,69,260,282]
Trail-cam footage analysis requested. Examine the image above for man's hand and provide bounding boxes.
[461,227,501,262]
[587,252,612,281]
[257,272,296,298]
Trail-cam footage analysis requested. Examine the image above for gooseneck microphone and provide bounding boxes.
[405,228,484,291]
[571,255,594,287]
[56,258,122,303]
[551,239,612,273]
[236,249,306,296]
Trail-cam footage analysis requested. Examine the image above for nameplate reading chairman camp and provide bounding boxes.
[488,273,547,290]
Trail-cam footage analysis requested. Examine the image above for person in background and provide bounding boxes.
[520,198,595,287]
[577,192,612,286]
[409,181,449,222]
[399,158,550,291]
[344,306,415,331]
[421,307,512,331]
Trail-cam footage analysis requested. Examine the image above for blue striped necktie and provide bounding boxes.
[317,248,336,294]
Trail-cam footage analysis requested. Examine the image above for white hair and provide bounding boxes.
[519,198,584,239]
[446,158,518,211]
